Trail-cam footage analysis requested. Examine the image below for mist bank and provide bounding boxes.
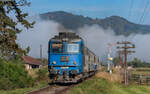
[78,25,150,62]
[17,16,150,62]
[17,17,59,58]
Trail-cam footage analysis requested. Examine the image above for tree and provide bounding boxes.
[128,58,150,67]
[128,58,141,67]
[112,57,119,66]
[0,0,34,60]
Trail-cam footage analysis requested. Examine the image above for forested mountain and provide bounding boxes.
[40,11,150,36]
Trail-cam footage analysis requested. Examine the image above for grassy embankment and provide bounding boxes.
[70,68,150,94]
[0,81,47,94]
[70,77,150,94]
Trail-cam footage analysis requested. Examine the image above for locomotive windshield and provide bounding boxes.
[52,43,63,53]
[67,44,79,53]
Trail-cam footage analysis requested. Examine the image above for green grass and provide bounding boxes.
[132,68,150,75]
[132,71,150,75]
[70,77,150,94]
[0,81,47,94]
[135,68,150,71]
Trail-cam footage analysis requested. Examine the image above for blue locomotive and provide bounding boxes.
[48,32,99,83]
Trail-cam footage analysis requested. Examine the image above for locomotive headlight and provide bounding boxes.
[73,61,77,65]
[53,61,56,64]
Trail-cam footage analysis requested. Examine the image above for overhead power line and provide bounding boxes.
[138,1,150,24]
[128,0,134,20]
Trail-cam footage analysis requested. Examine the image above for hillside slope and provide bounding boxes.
[40,11,150,36]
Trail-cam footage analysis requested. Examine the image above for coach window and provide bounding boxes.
[98,58,100,63]
[52,43,63,53]
[88,56,90,62]
[94,56,96,62]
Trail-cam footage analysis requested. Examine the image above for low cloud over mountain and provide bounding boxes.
[40,11,150,36]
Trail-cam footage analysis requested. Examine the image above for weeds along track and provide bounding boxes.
[26,77,93,94]
[26,84,74,94]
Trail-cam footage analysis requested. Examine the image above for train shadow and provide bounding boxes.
[48,82,78,86]
[49,83,76,86]
[48,80,82,86]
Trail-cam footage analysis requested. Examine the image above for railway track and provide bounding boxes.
[26,70,100,94]
[26,84,74,94]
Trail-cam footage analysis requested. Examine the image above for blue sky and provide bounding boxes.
[24,0,150,25]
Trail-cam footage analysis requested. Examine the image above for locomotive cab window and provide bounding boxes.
[67,44,79,53]
[51,43,63,53]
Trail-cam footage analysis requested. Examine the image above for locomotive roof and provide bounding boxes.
[50,32,82,42]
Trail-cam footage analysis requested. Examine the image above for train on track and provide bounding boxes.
[48,32,99,83]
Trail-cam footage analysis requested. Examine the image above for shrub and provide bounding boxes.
[36,67,48,81]
[0,59,34,90]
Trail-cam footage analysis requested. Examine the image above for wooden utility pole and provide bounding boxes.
[118,50,123,67]
[40,45,43,61]
[117,41,135,86]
